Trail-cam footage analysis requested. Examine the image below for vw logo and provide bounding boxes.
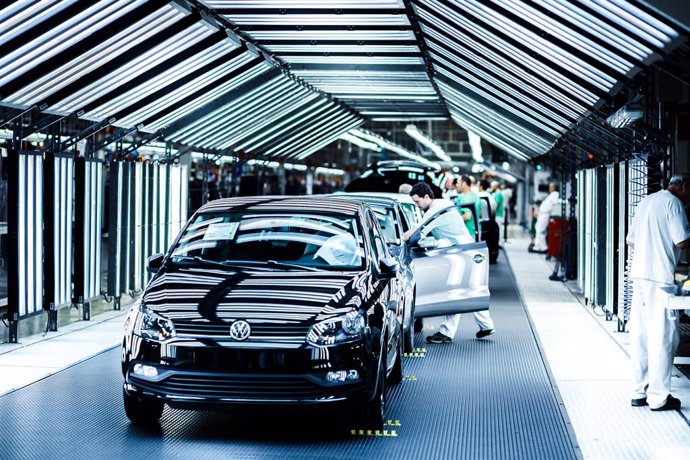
[472,254,485,264]
[229,320,251,341]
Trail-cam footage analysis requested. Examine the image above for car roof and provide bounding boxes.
[198,196,365,216]
[334,191,416,205]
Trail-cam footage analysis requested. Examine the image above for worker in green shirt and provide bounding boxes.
[454,175,480,241]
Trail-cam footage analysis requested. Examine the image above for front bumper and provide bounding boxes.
[123,339,373,406]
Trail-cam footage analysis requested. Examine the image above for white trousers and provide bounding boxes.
[439,310,494,338]
[533,214,549,251]
[629,278,680,408]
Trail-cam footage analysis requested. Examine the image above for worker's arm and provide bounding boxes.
[676,238,690,249]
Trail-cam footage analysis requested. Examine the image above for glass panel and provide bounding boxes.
[171,212,365,269]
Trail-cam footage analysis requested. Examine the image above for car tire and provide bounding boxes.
[389,330,404,386]
[123,389,164,426]
[359,353,386,429]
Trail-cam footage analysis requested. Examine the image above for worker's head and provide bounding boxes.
[549,182,559,193]
[409,182,434,212]
[491,180,500,191]
[456,175,472,193]
[398,183,412,194]
[479,179,491,192]
[668,173,690,203]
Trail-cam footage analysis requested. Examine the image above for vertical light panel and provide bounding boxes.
[604,165,615,314]
[53,155,74,307]
[170,164,182,239]
[85,159,103,300]
[158,164,168,251]
[133,162,143,291]
[576,170,584,292]
[17,152,43,317]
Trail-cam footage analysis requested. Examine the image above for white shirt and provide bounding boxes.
[538,191,559,215]
[419,198,473,245]
[626,189,690,284]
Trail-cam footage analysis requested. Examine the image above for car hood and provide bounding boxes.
[141,267,372,330]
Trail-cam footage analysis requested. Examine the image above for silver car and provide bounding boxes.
[333,193,490,344]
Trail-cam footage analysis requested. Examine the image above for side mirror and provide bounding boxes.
[147,253,164,274]
[379,256,399,278]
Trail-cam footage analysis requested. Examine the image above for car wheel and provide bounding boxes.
[389,330,403,386]
[359,353,386,429]
[123,389,164,426]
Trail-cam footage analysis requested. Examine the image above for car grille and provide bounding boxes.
[172,319,310,339]
[131,372,357,400]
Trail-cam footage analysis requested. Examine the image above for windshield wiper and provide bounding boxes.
[265,260,321,272]
[171,256,243,270]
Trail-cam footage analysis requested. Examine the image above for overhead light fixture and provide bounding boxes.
[404,124,451,162]
[348,129,440,169]
[468,131,484,163]
[606,102,644,128]
[339,132,382,152]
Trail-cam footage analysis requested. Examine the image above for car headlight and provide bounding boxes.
[133,304,176,341]
[307,310,367,346]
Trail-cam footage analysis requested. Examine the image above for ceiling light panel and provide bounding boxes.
[51,23,214,113]
[279,55,424,65]
[205,1,404,9]
[144,62,272,132]
[438,80,554,152]
[432,53,568,134]
[223,14,410,27]
[422,26,583,119]
[4,5,186,106]
[534,0,651,61]
[415,3,598,105]
[579,0,678,48]
[117,51,257,128]
[491,0,633,75]
[447,0,617,91]
[0,0,75,47]
[0,0,147,88]
[243,30,416,41]
[265,44,420,54]
[85,40,241,121]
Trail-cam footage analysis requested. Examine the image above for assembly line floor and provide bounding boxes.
[0,237,689,459]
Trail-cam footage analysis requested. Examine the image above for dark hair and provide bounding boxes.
[459,175,472,187]
[410,182,434,199]
[479,179,491,191]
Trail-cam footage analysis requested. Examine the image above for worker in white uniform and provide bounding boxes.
[403,182,495,344]
[532,182,559,253]
[626,173,690,411]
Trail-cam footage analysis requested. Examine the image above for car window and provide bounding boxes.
[418,206,474,247]
[399,202,420,228]
[368,212,388,264]
[171,212,365,269]
[368,206,399,244]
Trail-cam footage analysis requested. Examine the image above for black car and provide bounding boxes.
[121,196,404,428]
[345,160,444,197]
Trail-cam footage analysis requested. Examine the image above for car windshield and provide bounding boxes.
[170,212,365,270]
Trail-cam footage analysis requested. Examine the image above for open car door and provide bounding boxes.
[408,205,490,318]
